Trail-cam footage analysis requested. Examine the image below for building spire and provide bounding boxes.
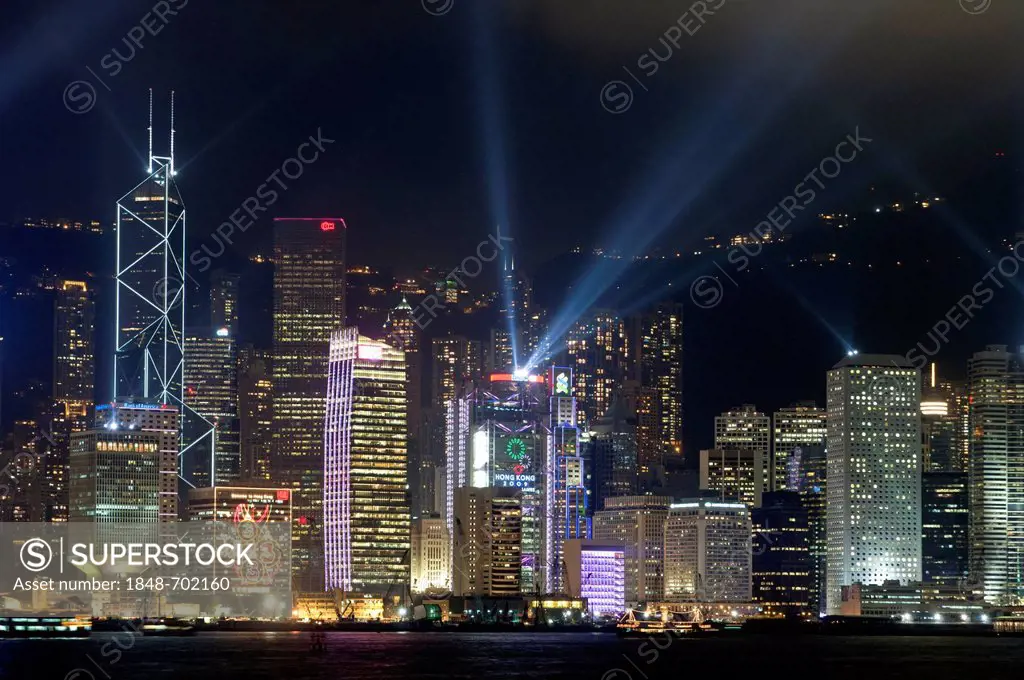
[169,90,176,176]
[147,88,153,173]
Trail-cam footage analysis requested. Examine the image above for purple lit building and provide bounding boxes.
[564,540,626,618]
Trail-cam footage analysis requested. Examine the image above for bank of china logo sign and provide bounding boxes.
[20,538,54,572]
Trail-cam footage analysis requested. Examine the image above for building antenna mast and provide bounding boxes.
[147,88,153,173]
[169,90,176,176]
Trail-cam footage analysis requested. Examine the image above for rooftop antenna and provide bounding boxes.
[147,88,153,173]
[169,90,176,176]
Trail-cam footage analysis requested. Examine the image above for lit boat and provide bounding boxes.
[0,616,92,638]
[141,617,196,636]
[616,609,726,636]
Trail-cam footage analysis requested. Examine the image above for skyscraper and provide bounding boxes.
[967,345,1024,604]
[589,396,638,513]
[111,93,204,486]
[238,345,273,482]
[771,403,825,491]
[386,298,425,513]
[632,302,683,461]
[445,373,548,593]
[496,238,535,372]
[51,280,95,521]
[72,403,180,523]
[547,366,586,593]
[592,495,672,606]
[183,329,239,487]
[430,335,482,518]
[563,540,626,617]
[826,354,922,614]
[272,216,346,589]
[431,336,482,409]
[921,363,963,473]
[790,444,827,614]
[619,380,660,478]
[567,309,629,427]
[699,448,768,507]
[209,269,240,335]
[751,491,813,618]
[714,405,770,458]
[452,486,522,597]
[324,329,409,596]
[410,516,450,594]
[664,499,751,602]
[922,471,969,588]
[53,280,95,432]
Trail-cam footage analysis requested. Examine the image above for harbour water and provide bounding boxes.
[2,632,1024,679]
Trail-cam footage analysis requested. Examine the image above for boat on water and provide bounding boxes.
[616,609,730,637]
[0,616,92,638]
[140,617,196,636]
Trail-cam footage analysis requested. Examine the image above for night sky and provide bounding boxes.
[2,0,1019,268]
[2,0,1023,451]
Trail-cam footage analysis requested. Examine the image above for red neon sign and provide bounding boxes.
[233,503,271,524]
[320,221,336,232]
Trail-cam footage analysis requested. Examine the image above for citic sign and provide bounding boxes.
[320,221,336,232]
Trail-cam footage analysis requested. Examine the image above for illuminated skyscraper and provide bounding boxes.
[71,403,180,523]
[563,540,626,617]
[410,516,450,594]
[452,486,522,597]
[771,403,826,491]
[715,405,770,458]
[826,354,922,614]
[430,335,482,517]
[209,269,240,335]
[238,345,273,482]
[54,280,95,431]
[567,309,629,427]
[113,95,184,408]
[271,216,346,589]
[385,297,417,350]
[967,345,1024,604]
[111,92,209,495]
[431,336,482,409]
[664,499,751,602]
[183,329,239,487]
[632,302,683,461]
[921,363,962,473]
[386,298,425,513]
[619,380,660,476]
[51,280,96,521]
[700,448,768,508]
[547,366,586,593]
[488,327,514,374]
[324,329,409,596]
[446,373,548,593]
[592,495,671,606]
[790,444,827,614]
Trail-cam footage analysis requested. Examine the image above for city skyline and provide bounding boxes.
[2,3,1024,674]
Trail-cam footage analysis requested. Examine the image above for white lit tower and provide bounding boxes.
[825,354,922,614]
[113,90,214,494]
[546,366,587,593]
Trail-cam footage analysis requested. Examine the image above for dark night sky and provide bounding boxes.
[2,0,1023,451]
[1,0,1020,270]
